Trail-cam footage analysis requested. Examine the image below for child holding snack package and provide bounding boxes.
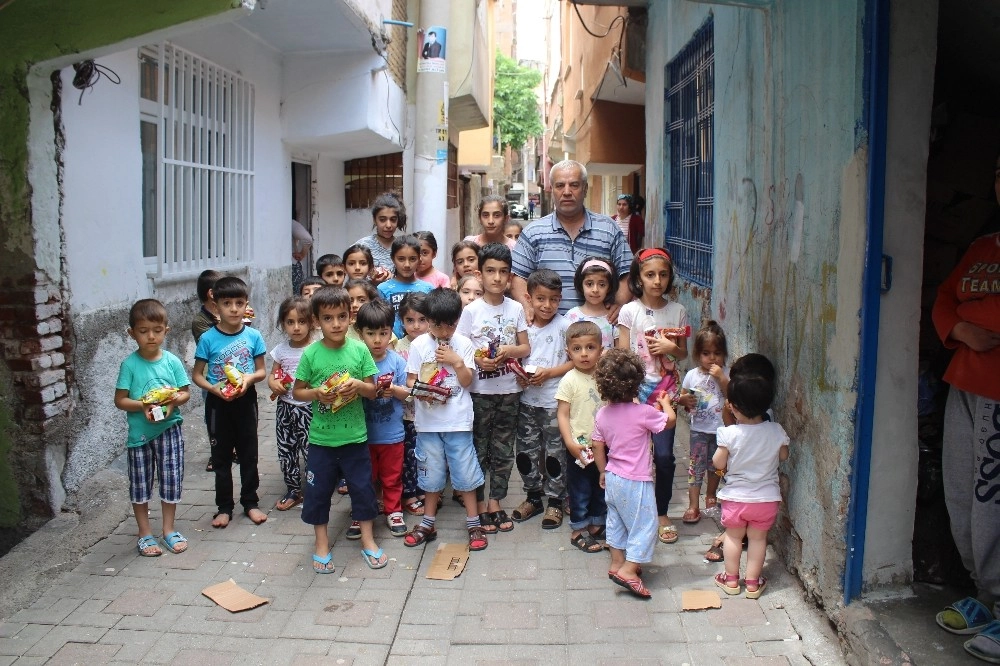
[395,293,430,516]
[115,299,191,556]
[293,286,387,573]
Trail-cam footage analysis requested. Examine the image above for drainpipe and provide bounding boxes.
[412,0,450,248]
[844,0,890,604]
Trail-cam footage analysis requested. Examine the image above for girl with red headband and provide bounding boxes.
[616,248,690,545]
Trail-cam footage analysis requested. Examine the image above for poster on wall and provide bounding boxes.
[417,27,446,74]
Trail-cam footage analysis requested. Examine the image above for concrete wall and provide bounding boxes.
[55,23,290,491]
[646,0,870,606]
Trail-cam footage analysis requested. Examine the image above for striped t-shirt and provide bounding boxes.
[511,211,633,313]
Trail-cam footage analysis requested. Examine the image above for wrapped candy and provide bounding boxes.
[220,363,243,399]
[474,332,502,359]
[506,359,532,382]
[269,367,295,401]
[141,386,178,405]
[318,371,356,412]
[374,372,393,398]
[410,380,452,403]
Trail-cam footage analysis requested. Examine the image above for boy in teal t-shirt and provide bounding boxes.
[294,286,384,574]
[114,299,191,557]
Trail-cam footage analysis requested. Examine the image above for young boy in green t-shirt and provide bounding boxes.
[114,299,192,557]
[293,286,385,573]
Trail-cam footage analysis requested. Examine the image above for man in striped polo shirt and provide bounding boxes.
[510,160,635,320]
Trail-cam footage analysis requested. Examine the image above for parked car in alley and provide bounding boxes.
[509,203,529,220]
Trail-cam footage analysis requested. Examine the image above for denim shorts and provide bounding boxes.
[415,431,485,493]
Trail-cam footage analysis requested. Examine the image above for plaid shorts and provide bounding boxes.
[127,423,185,504]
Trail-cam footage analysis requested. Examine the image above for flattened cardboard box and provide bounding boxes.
[681,589,722,611]
[202,578,270,612]
[426,542,470,580]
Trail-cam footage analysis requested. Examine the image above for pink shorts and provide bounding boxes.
[720,500,780,531]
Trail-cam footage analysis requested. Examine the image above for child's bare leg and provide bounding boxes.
[460,490,479,520]
[359,520,387,566]
[687,485,701,512]
[706,473,720,505]
[721,526,746,578]
[744,526,768,582]
[423,491,440,519]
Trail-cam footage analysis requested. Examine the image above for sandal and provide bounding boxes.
[468,526,488,551]
[610,572,652,599]
[541,506,563,529]
[404,524,437,548]
[312,551,335,574]
[682,508,701,524]
[478,512,499,534]
[608,565,641,579]
[136,535,162,557]
[965,620,1000,663]
[160,531,187,554]
[570,532,603,553]
[745,576,767,599]
[361,547,388,569]
[589,525,606,540]
[491,510,514,532]
[403,498,425,516]
[938,597,997,635]
[275,490,302,511]
[657,524,678,544]
[705,542,724,563]
[714,572,741,595]
[511,498,542,522]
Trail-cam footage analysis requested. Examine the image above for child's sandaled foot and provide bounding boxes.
[136,535,162,557]
[511,498,542,522]
[541,506,563,529]
[704,542,724,562]
[714,572,741,595]
[312,551,335,574]
[478,512,498,534]
[160,531,188,554]
[212,511,232,528]
[404,524,437,547]
[937,597,996,635]
[361,547,388,569]
[468,526,488,551]
[570,532,603,553]
[610,572,652,599]
[244,507,268,525]
[491,510,514,532]
[704,496,719,516]
[608,565,642,579]
[275,490,302,511]
[682,508,701,524]
[657,524,678,544]
[744,576,767,599]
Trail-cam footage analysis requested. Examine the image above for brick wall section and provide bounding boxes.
[0,272,70,436]
[387,0,408,91]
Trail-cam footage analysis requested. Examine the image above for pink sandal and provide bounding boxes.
[714,572,741,595]
[744,576,767,599]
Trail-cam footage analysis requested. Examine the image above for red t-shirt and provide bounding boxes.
[932,231,1000,400]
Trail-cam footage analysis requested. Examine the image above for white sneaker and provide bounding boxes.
[388,512,407,536]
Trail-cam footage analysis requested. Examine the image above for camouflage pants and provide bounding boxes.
[514,403,566,500]
[472,392,520,502]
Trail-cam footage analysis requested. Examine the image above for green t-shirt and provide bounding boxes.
[115,350,190,447]
[296,338,378,447]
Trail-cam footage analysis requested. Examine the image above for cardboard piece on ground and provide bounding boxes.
[202,578,270,612]
[425,542,470,580]
[682,589,723,611]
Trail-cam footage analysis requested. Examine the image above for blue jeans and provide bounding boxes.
[565,451,606,530]
[653,427,676,517]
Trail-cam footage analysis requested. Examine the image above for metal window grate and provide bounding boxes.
[344,153,404,209]
[143,44,254,277]
[664,20,714,287]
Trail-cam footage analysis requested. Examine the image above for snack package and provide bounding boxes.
[141,386,178,405]
[318,371,356,412]
[243,304,255,323]
[269,367,295,401]
[374,372,393,398]
[506,359,532,382]
[220,363,244,399]
[410,380,452,403]
[474,332,502,359]
[643,325,692,340]
[575,435,595,469]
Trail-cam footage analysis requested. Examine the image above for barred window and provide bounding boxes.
[139,44,254,277]
[345,153,404,209]
[664,20,714,286]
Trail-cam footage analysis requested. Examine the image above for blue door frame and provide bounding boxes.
[844,0,891,604]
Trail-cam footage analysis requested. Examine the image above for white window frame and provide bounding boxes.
[140,43,254,278]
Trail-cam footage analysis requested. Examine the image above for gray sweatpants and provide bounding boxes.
[942,386,1000,609]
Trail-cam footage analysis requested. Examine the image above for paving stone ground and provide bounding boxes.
[0,397,847,665]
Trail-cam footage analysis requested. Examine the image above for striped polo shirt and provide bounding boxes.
[511,210,634,313]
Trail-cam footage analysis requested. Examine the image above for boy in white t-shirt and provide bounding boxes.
[457,243,530,534]
[403,288,490,552]
[512,269,573,528]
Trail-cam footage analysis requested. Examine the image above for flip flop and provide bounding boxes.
[160,531,187,554]
[361,547,388,569]
[938,597,996,635]
[966,620,1000,663]
[610,572,651,599]
[312,551,335,574]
